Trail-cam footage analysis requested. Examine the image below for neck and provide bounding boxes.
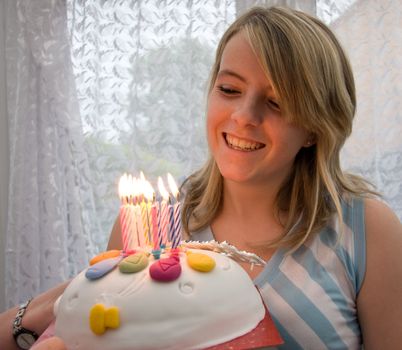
[210,178,287,248]
[222,179,279,219]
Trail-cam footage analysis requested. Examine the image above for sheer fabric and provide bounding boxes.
[333,0,402,217]
[4,0,402,307]
[66,1,236,250]
[4,0,99,307]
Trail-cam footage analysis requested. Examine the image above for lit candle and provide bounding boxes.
[139,174,151,247]
[144,180,159,250]
[167,173,182,249]
[157,177,169,248]
[168,197,174,244]
[118,174,136,252]
[132,177,146,248]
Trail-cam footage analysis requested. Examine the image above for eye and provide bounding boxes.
[217,85,240,95]
[266,99,281,112]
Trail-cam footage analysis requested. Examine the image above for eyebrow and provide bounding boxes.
[216,68,276,94]
[217,69,247,83]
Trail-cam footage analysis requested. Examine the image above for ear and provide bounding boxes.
[303,134,316,148]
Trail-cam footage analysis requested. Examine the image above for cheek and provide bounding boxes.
[291,128,309,148]
[206,99,221,146]
[274,121,309,149]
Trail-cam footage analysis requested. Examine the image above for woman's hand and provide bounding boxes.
[0,281,70,350]
[32,337,66,350]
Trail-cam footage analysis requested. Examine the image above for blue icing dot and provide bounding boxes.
[86,256,123,280]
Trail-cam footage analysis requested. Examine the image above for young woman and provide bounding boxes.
[2,6,401,350]
[177,6,402,349]
[107,6,402,350]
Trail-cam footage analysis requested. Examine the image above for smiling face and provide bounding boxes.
[207,32,310,188]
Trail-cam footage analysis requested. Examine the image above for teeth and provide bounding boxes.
[225,134,264,151]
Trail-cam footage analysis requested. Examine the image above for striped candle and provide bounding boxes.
[167,173,181,247]
[168,200,175,243]
[119,174,137,252]
[171,201,182,248]
[120,203,137,251]
[135,203,145,247]
[157,177,170,247]
[140,199,150,246]
[151,201,160,250]
[158,199,168,247]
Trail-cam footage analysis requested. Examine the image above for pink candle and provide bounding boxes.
[151,201,160,250]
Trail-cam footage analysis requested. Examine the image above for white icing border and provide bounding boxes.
[181,240,266,266]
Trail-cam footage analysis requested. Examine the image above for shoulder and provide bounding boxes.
[364,197,402,236]
[362,197,402,269]
[363,197,402,278]
[357,197,402,348]
[362,197,402,284]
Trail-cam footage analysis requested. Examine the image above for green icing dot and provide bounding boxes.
[119,252,149,273]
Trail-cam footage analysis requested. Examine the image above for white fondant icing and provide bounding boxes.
[54,249,265,350]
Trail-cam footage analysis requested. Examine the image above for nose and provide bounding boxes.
[231,97,263,127]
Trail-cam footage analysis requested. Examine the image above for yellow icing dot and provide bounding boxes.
[105,307,120,329]
[186,251,216,272]
[89,303,120,335]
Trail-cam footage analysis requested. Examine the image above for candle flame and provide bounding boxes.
[167,173,179,198]
[119,173,132,199]
[132,177,141,198]
[157,177,169,200]
[143,180,154,202]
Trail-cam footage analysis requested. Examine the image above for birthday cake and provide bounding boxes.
[51,174,282,349]
[52,243,281,350]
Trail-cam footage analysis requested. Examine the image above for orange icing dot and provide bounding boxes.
[89,250,121,266]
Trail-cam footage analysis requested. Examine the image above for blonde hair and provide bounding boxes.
[182,6,377,250]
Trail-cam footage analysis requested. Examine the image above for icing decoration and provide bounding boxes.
[186,251,216,272]
[90,250,121,266]
[182,240,266,266]
[149,256,182,282]
[86,256,123,280]
[118,252,149,273]
[89,303,120,335]
[54,248,273,350]
[170,248,180,257]
[151,249,161,260]
[122,249,136,257]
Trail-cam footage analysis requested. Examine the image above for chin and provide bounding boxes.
[217,164,256,184]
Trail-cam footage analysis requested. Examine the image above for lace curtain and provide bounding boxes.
[333,0,402,216]
[4,0,402,308]
[4,0,100,307]
[66,1,236,252]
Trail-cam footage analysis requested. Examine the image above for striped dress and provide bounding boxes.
[190,197,365,349]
